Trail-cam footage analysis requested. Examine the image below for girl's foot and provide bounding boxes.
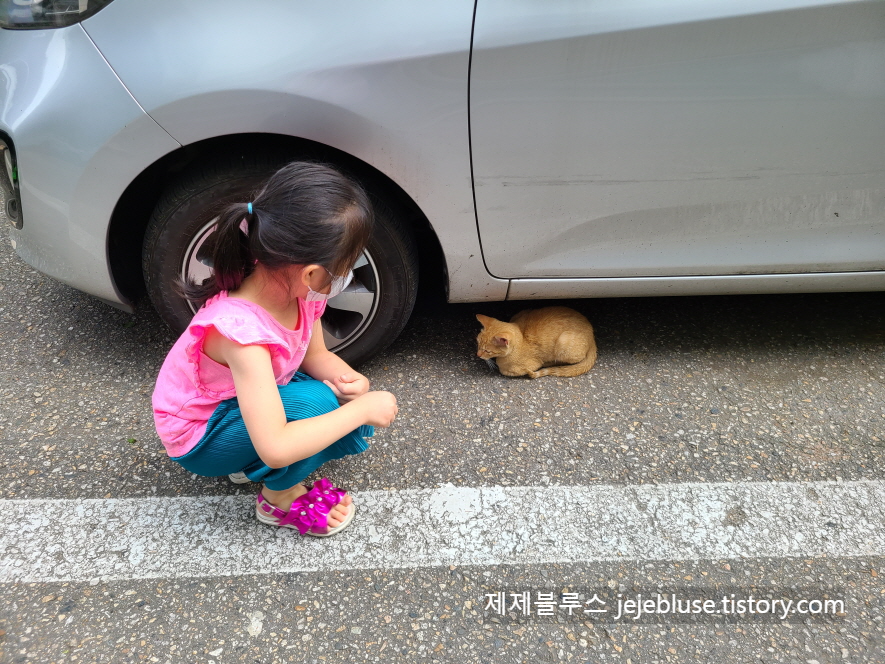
[256,479,354,535]
[265,484,353,528]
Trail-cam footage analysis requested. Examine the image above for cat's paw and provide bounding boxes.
[527,370,542,379]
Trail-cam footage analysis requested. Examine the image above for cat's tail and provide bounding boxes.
[529,342,597,379]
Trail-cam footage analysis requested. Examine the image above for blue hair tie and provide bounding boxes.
[247,202,253,214]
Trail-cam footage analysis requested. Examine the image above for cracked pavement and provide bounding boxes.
[1,232,884,663]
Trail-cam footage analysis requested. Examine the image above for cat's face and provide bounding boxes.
[475,314,513,360]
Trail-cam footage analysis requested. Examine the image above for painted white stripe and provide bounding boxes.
[1,480,883,584]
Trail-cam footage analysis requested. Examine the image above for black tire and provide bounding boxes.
[142,152,419,366]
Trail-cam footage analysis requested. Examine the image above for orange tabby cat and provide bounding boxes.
[475,306,597,378]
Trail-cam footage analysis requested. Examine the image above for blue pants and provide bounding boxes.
[172,373,372,490]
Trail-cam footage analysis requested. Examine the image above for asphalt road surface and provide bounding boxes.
[1,232,884,664]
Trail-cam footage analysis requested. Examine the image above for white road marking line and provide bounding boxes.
[1,480,882,584]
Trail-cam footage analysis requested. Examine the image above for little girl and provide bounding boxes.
[152,162,398,537]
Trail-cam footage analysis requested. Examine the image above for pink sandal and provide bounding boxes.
[255,478,355,536]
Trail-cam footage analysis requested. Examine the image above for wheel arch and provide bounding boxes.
[107,133,447,304]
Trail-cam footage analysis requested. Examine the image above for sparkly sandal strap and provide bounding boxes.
[284,494,331,534]
[256,493,288,520]
[307,478,347,508]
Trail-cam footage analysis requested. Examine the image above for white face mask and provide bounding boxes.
[305,268,353,302]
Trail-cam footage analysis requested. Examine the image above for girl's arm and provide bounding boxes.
[207,329,394,468]
[299,320,370,402]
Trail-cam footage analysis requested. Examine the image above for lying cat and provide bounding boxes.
[475,306,597,378]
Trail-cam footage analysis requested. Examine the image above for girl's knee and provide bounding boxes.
[278,379,339,420]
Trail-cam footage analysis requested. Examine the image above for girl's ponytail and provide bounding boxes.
[180,202,254,307]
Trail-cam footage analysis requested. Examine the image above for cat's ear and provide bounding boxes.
[476,314,494,327]
[493,335,510,347]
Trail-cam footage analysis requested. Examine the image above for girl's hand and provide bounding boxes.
[323,372,370,403]
[353,390,398,428]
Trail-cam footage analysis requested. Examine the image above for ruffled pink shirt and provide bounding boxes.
[152,291,327,457]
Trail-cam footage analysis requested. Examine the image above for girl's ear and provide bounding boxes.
[476,314,494,327]
[300,264,323,287]
[493,335,509,346]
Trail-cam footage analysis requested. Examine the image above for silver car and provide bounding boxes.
[2,0,883,364]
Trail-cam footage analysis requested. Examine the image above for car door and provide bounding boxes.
[470,0,885,281]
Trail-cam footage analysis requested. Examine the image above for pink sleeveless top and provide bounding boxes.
[152,291,327,457]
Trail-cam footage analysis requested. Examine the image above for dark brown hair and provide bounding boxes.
[182,162,373,307]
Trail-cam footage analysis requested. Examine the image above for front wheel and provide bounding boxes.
[142,154,419,366]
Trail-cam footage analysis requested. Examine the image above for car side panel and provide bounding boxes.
[83,0,509,303]
[471,0,885,278]
[1,25,180,305]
